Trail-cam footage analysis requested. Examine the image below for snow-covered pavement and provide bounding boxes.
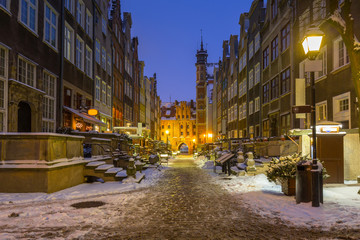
[198,158,360,231]
[0,157,359,239]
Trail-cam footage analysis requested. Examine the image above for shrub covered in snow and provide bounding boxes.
[265,153,301,183]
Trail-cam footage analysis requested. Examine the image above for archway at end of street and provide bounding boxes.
[178,142,189,154]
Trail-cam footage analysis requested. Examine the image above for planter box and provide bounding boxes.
[281,178,296,196]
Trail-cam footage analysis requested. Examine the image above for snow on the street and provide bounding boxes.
[197,158,360,230]
[0,167,166,239]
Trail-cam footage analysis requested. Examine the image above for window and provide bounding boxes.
[249,100,254,115]
[64,24,74,62]
[271,0,278,19]
[281,23,290,52]
[0,46,7,131]
[101,47,106,69]
[315,46,327,79]
[95,76,100,101]
[334,38,349,69]
[249,69,254,89]
[0,0,10,11]
[42,71,56,132]
[339,98,349,111]
[242,103,247,119]
[85,45,92,77]
[249,41,254,59]
[85,9,92,37]
[254,63,260,85]
[280,114,291,135]
[102,81,106,103]
[281,68,290,94]
[18,57,35,87]
[263,82,269,103]
[95,39,100,64]
[263,47,269,69]
[65,0,73,13]
[76,0,84,27]
[44,3,57,49]
[263,119,269,138]
[107,85,111,107]
[271,76,279,100]
[0,47,6,78]
[20,0,38,32]
[255,97,260,112]
[313,0,326,22]
[76,36,84,70]
[299,9,310,39]
[316,101,327,121]
[107,54,111,75]
[271,36,279,61]
[102,15,107,35]
[255,33,260,53]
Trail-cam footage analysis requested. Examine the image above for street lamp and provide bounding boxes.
[192,138,196,154]
[208,133,213,143]
[302,26,324,207]
[165,130,169,150]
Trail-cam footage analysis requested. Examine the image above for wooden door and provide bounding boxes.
[317,135,344,184]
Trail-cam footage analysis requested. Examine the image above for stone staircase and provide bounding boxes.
[83,155,146,183]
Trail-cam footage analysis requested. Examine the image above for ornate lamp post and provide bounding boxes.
[301,27,324,207]
[192,138,196,154]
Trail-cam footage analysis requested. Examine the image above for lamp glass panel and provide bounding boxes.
[302,38,309,54]
[308,36,323,52]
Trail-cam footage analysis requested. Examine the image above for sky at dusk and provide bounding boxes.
[121,0,253,103]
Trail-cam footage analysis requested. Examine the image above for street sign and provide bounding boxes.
[292,105,312,114]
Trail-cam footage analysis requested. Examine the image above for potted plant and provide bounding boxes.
[265,153,301,196]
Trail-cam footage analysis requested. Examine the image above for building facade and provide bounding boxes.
[160,101,196,153]
[210,0,359,141]
[0,0,161,139]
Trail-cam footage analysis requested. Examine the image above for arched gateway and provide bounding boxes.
[178,142,189,154]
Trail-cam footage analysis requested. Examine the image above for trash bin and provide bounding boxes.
[296,160,312,204]
[83,144,92,158]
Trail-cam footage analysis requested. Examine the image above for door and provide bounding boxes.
[18,101,31,132]
[317,135,344,183]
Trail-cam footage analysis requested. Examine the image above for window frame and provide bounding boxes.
[18,56,36,87]
[76,0,84,28]
[281,22,290,52]
[95,76,100,101]
[85,45,92,77]
[19,0,38,34]
[95,39,100,64]
[281,68,290,95]
[42,71,56,132]
[270,76,279,100]
[271,36,279,61]
[85,9,92,37]
[64,23,74,63]
[43,2,58,50]
[75,35,84,70]
[263,46,269,69]
[0,0,10,12]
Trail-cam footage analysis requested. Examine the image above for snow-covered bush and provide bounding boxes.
[265,153,301,183]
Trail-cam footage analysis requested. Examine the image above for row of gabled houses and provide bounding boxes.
[0,0,161,139]
[207,0,359,140]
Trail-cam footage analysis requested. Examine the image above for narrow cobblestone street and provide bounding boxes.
[84,156,359,240]
[2,156,360,239]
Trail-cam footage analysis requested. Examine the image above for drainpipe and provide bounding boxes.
[59,0,65,129]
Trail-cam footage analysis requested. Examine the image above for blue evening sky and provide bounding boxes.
[121,0,253,103]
